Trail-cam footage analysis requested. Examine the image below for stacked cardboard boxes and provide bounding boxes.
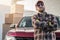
[10,4,24,13]
[2,13,23,40]
[5,13,23,24]
[3,13,23,40]
[2,0,24,40]
[5,14,13,24]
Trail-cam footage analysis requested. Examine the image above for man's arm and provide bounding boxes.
[31,15,37,28]
[53,16,58,30]
[31,15,40,28]
[47,14,58,31]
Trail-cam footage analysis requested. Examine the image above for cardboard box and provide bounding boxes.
[5,13,23,24]
[5,14,13,24]
[2,23,11,40]
[10,4,24,13]
[13,17,22,24]
[5,14,10,18]
[13,13,23,17]
[5,18,13,24]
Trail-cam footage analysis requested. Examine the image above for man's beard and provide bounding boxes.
[39,8,45,12]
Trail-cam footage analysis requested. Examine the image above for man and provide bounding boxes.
[32,1,58,40]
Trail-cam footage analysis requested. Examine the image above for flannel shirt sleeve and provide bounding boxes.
[32,15,37,27]
[53,15,58,30]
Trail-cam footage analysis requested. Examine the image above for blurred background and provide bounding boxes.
[0,0,60,40]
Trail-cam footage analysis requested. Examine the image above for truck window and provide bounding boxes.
[18,17,33,27]
[56,16,60,28]
[58,17,60,26]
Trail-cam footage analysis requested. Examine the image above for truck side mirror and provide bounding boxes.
[10,24,16,28]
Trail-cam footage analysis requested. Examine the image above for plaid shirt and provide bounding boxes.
[32,12,58,40]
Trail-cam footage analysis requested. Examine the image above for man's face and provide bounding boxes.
[36,1,45,12]
[36,5,45,12]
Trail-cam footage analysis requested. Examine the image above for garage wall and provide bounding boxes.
[44,0,60,16]
[24,0,60,16]
[0,0,60,16]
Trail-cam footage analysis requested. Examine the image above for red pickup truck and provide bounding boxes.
[4,16,60,40]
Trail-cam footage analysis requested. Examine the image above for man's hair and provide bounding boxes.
[36,1,44,7]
